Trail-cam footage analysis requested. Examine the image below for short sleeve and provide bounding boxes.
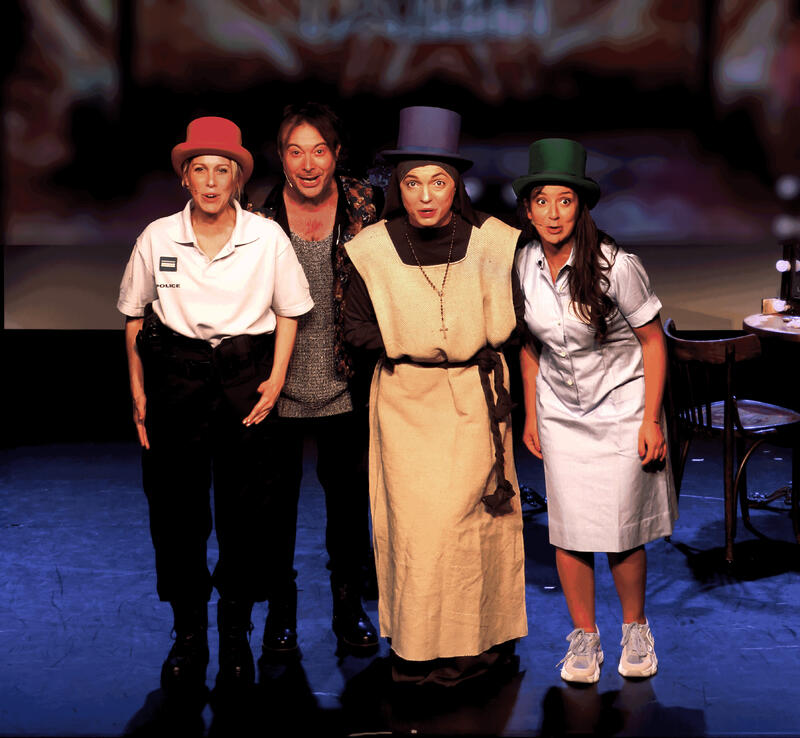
[117,233,157,318]
[609,252,662,328]
[271,228,314,317]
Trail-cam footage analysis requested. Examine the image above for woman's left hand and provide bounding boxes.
[243,378,282,426]
[638,420,666,467]
[243,316,297,427]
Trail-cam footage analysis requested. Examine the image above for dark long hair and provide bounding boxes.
[518,187,618,339]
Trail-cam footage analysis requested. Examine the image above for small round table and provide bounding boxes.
[743,313,800,343]
[742,312,800,547]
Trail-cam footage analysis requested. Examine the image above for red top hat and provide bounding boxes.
[171,117,254,183]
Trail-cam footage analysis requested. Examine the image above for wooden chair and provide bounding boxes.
[664,318,800,563]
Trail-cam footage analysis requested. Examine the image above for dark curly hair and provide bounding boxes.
[518,186,618,339]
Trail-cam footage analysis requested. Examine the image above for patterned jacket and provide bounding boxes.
[258,175,383,388]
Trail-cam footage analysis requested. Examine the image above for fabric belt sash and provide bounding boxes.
[384,347,515,515]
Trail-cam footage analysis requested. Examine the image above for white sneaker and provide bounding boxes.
[557,627,603,683]
[618,620,658,678]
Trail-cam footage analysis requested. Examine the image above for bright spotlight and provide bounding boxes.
[775,175,800,201]
[772,214,800,239]
[463,177,484,203]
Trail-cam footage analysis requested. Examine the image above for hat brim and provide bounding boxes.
[512,173,600,209]
[381,148,473,172]
[171,143,254,184]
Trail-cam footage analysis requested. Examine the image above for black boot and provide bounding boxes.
[161,601,209,693]
[331,575,378,649]
[262,586,298,654]
[216,599,255,689]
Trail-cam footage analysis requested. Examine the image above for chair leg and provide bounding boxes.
[663,438,691,543]
[723,432,736,564]
[792,441,799,545]
[734,436,746,540]
[674,438,690,500]
[736,439,767,539]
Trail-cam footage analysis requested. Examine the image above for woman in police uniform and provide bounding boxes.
[118,117,312,692]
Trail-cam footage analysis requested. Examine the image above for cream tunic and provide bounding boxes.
[516,240,678,552]
[345,217,528,661]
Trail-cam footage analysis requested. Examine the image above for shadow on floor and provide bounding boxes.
[124,655,528,737]
[125,688,207,736]
[669,536,800,585]
[539,679,706,737]
[341,655,526,737]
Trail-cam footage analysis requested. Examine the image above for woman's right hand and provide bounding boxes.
[522,415,542,459]
[132,392,150,449]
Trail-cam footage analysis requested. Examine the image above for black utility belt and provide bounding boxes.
[141,315,273,355]
[138,309,274,381]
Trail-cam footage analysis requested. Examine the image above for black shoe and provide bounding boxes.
[262,592,299,654]
[331,579,378,649]
[262,621,298,653]
[161,631,209,693]
[161,602,209,694]
[216,599,255,689]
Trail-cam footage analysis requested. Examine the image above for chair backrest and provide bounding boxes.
[663,318,762,490]
[663,319,761,366]
[664,318,761,430]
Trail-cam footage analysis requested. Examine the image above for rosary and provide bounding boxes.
[404,216,457,337]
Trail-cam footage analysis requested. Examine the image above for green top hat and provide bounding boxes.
[512,138,601,209]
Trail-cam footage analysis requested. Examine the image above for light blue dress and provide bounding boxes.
[516,240,678,552]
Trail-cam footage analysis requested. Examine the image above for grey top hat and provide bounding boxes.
[381,106,473,171]
[512,138,601,209]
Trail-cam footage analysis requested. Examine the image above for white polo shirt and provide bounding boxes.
[118,200,313,345]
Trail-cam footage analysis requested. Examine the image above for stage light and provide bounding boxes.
[776,259,800,273]
[775,174,800,201]
[464,177,484,203]
[501,182,518,209]
[772,214,800,239]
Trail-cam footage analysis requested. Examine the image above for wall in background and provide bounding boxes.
[3,2,799,439]
[5,1,799,329]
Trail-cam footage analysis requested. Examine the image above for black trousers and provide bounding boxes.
[141,331,284,604]
[268,411,372,600]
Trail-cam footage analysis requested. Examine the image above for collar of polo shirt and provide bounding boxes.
[167,200,260,250]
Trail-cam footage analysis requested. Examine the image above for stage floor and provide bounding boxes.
[1,437,798,737]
